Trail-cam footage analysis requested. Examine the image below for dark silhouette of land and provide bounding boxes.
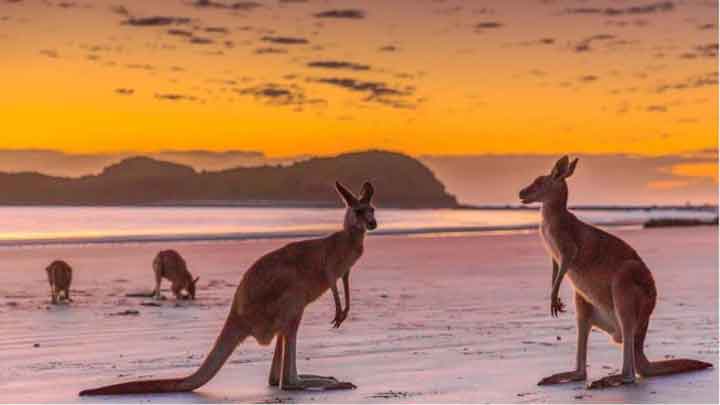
[0,150,458,208]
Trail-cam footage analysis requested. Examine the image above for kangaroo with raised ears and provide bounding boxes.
[79,181,376,396]
[153,250,199,300]
[519,156,712,389]
[46,260,73,304]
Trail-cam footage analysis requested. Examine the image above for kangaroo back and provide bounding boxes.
[80,310,249,396]
[46,260,72,289]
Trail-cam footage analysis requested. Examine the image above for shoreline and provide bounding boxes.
[0,221,645,248]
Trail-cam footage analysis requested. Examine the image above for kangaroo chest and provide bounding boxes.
[539,222,563,263]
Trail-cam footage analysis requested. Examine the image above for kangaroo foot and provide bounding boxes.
[538,370,586,386]
[280,377,355,391]
[587,374,635,390]
[270,374,338,387]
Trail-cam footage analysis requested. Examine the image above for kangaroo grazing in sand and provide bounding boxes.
[153,250,199,300]
[46,260,73,304]
[519,156,712,389]
[79,181,376,396]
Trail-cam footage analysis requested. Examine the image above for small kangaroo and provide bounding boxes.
[46,260,73,304]
[519,156,712,389]
[153,250,199,300]
[79,181,377,396]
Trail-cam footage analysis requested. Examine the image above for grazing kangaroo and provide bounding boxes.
[79,181,376,396]
[46,260,73,304]
[519,156,712,389]
[153,250,199,300]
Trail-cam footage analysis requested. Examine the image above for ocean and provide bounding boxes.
[0,206,715,246]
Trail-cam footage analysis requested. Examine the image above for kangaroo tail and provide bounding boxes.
[79,312,249,396]
[639,359,712,378]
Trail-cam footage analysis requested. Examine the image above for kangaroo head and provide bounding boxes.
[187,276,199,300]
[335,181,377,231]
[519,156,578,204]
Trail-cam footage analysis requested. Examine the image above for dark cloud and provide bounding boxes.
[125,63,154,70]
[312,77,416,108]
[378,45,399,52]
[279,0,307,3]
[698,23,715,30]
[579,75,598,82]
[656,72,718,92]
[234,83,323,107]
[255,47,287,54]
[109,4,129,15]
[314,9,365,19]
[115,88,134,95]
[189,36,214,44]
[167,29,193,37]
[261,36,308,45]
[190,0,262,10]
[566,2,674,16]
[475,21,503,29]
[307,60,370,71]
[155,93,198,101]
[204,26,229,34]
[574,34,615,52]
[123,16,191,27]
[647,105,667,112]
[39,49,59,58]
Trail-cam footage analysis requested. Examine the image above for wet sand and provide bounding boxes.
[0,227,716,403]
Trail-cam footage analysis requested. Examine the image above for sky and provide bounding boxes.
[0,0,717,203]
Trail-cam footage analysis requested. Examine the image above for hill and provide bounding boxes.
[0,151,458,208]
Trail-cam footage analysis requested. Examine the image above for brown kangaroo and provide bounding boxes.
[79,181,376,396]
[519,156,712,389]
[46,260,73,304]
[153,250,199,300]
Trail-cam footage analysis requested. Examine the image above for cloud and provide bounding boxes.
[646,104,668,112]
[204,26,229,34]
[565,2,674,16]
[312,77,416,108]
[579,75,598,82]
[234,83,324,107]
[314,9,365,19]
[123,16,191,27]
[189,36,214,44]
[574,34,615,52]
[261,36,308,45]
[115,88,134,95]
[109,4,129,15]
[656,72,718,92]
[190,0,262,10]
[378,45,399,52]
[307,60,370,71]
[475,21,503,29]
[255,47,287,54]
[39,49,59,58]
[167,29,193,37]
[155,93,198,101]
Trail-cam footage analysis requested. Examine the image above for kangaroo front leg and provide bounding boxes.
[50,285,58,305]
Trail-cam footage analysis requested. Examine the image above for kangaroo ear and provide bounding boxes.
[551,156,570,180]
[335,181,358,206]
[192,276,199,284]
[359,181,374,203]
[564,158,579,179]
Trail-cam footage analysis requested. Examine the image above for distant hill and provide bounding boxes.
[0,151,459,208]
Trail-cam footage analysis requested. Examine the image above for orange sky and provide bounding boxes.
[0,1,717,163]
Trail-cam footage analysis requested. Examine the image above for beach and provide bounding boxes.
[0,226,716,403]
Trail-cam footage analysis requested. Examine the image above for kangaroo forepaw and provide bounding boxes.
[538,370,586,386]
[587,374,635,390]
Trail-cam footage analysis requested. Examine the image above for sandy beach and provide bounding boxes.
[0,226,716,403]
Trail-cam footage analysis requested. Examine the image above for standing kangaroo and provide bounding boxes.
[46,260,73,304]
[153,250,199,300]
[79,181,376,396]
[519,156,712,389]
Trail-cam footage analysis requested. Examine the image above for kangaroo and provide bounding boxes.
[79,181,377,396]
[153,250,199,300]
[46,260,73,304]
[519,156,712,389]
